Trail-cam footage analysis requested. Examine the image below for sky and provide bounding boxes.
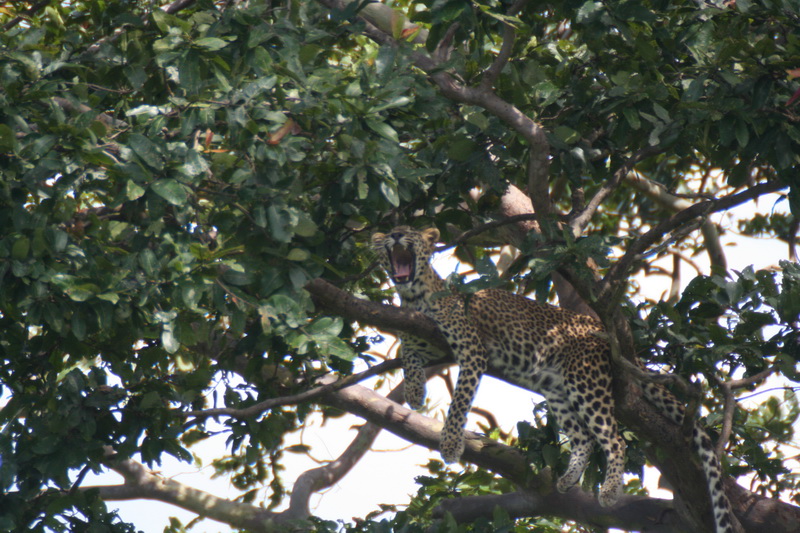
[89,193,799,532]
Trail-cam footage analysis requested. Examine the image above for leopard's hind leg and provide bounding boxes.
[566,373,626,508]
[547,392,596,494]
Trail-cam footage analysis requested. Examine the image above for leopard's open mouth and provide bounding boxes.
[388,243,415,284]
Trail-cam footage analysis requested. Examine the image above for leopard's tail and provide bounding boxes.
[640,381,739,533]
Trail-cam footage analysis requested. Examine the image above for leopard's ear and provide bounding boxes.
[422,227,440,246]
[371,232,386,248]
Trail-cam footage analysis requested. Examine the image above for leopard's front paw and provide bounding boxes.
[439,431,465,463]
[598,479,622,508]
[556,473,579,494]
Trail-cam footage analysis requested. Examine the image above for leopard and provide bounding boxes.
[372,225,737,533]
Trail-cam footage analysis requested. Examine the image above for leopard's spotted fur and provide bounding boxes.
[372,225,736,533]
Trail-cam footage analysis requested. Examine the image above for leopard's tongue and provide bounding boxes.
[391,244,414,282]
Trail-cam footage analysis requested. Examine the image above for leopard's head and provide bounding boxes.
[371,226,440,287]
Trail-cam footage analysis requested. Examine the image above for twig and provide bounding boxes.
[479,0,529,90]
[1,0,50,32]
[568,146,663,236]
[82,0,200,57]
[625,172,727,272]
[184,359,400,420]
[713,365,779,456]
[436,213,543,251]
[597,181,787,309]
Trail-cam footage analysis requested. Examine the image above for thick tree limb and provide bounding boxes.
[306,278,450,354]
[435,490,681,532]
[320,378,684,531]
[92,448,302,533]
[492,183,599,318]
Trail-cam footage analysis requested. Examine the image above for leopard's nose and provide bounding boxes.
[390,232,404,241]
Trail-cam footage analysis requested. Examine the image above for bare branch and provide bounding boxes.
[626,172,727,271]
[714,365,780,455]
[185,358,401,420]
[317,375,536,485]
[727,365,780,390]
[2,0,50,32]
[94,448,291,532]
[597,181,787,310]
[568,146,664,236]
[52,97,130,132]
[286,422,383,519]
[438,213,542,251]
[285,383,408,519]
[480,0,529,90]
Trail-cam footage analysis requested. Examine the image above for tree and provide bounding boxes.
[0,0,798,531]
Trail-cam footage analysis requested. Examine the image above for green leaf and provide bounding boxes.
[71,312,87,341]
[447,136,479,161]
[291,211,317,237]
[380,181,399,207]
[652,103,670,123]
[735,119,750,149]
[194,37,229,51]
[139,249,158,276]
[162,324,180,354]
[554,125,580,145]
[287,248,310,261]
[129,133,164,170]
[11,236,30,260]
[151,179,190,206]
[0,124,18,152]
[66,284,98,302]
[365,119,398,143]
[126,180,146,200]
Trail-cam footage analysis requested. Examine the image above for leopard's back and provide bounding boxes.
[468,289,610,391]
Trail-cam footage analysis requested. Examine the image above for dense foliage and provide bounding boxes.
[0,0,798,531]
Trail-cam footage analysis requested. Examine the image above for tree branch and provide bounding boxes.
[184,358,401,421]
[479,0,529,90]
[82,0,200,57]
[306,278,451,354]
[625,172,727,272]
[285,382,408,519]
[286,421,383,519]
[597,181,787,310]
[568,146,664,237]
[1,0,50,32]
[714,364,780,456]
[435,490,681,532]
[94,448,293,532]
[319,0,551,218]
